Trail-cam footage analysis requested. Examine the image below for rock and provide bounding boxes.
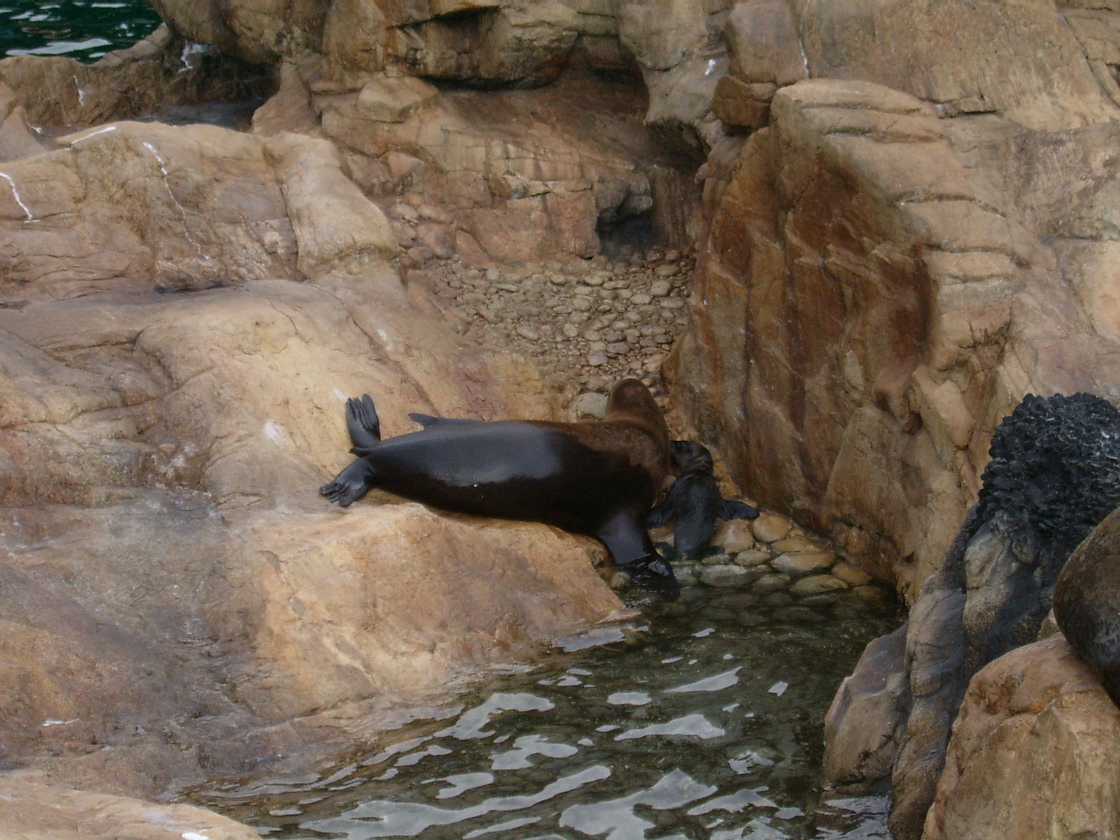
[832,561,874,587]
[698,564,752,587]
[824,625,910,790]
[753,572,792,594]
[355,75,439,123]
[924,635,1120,840]
[789,574,848,598]
[0,26,267,129]
[799,0,1118,131]
[0,118,626,804]
[0,82,45,162]
[417,222,457,259]
[752,512,793,543]
[834,393,1120,840]
[1055,504,1120,708]
[0,779,261,840]
[385,1,581,87]
[734,549,772,567]
[714,518,755,553]
[725,0,807,87]
[772,551,835,578]
[575,391,609,419]
[771,534,824,553]
[711,75,770,131]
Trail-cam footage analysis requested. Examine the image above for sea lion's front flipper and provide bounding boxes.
[644,498,676,529]
[596,511,680,599]
[346,394,381,450]
[320,458,376,507]
[719,499,759,521]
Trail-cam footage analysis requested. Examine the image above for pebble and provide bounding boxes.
[575,392,609,418]
[771,551,835,578]
[789,574,849,598]
[699,565,753,587]
[655,263,679,277]
[752,513,793,543]
[389,203,419,223]
[650,280,672,297]
[587,353,607,366]
[771,535,825,553]
[715,520,756,553]
[516,325,540,341]
[734,549,772,567]
[832,561,873,587]
[753,573,792,594]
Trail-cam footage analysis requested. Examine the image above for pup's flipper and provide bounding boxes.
[719,499,759,520]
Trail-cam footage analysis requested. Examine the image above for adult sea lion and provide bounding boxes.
[320,379,679,596]
[645,440,758,560]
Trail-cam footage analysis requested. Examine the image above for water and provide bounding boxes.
[202,585,900,840]
[0,0,162,62]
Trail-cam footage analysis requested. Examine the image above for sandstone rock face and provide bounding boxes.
[305,66,697,263]
[668,74,1120,600]
[924,635,1120,840]
[0,119,625,800]
[0,779,263,839]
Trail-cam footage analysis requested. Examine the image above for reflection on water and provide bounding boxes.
[205,583,899,840]
[0,0,162,62]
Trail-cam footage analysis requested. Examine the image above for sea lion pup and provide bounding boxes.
[1054,505,1120,709]
[644,440,759,561]
[320,379,679,596]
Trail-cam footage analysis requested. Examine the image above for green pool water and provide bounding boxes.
[202,584,901,840]
[0,0,162,62]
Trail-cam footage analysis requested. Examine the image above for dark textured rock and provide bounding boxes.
[825,393,1120,840]
[889,392,1120,840]
[1054,504,1120,709]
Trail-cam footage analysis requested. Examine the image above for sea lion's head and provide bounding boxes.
[605,379,670,451]
[670,440,714,473]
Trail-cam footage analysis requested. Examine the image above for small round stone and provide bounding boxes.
[832,561,874,587]
[789,574,849,598]
[752,512,793,543]
[771,551,835,578]
[734,549,772,567]
[715,519,756,553]
[698,565,752,587]
[753,572,792,594]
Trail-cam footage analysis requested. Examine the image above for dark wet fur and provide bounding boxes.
[320,380,679,598]
[645,440,758,561]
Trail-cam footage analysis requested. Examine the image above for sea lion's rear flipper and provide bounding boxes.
[320,458,376,507]
[719,499,759,521]
[596,511,680,599]
[408,413,481,429]
[346,394,381,450]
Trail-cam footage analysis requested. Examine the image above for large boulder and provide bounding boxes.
[0,119,625,801]
[923,634,1120,840]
